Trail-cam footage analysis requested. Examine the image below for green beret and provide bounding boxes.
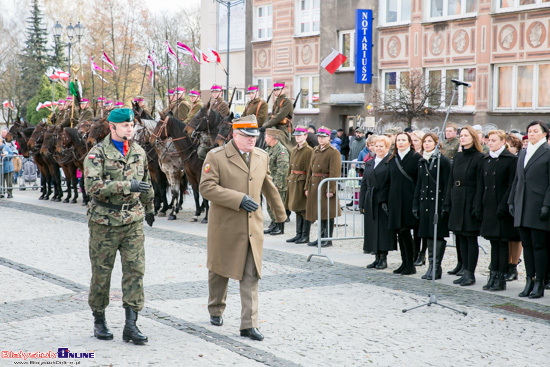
[107,108,134,123]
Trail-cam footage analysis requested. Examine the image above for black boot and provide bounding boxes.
[270,222,284,235]
[93,311,113,340]
[393,236,406,274]
[401,235,416,275]
[430,240,446,280]
[376,253,388,270]
[519,276,535,297]
[529,277,545,299]
[264,222,276,234]
[296,220,311,244]
[489,272,506,291]
[321,219,334,247]
[308,221,326,247]
[459,270,476,286]
[122,307,148,345]
[448,262,463,275]
[505,263,518,281]
[367,254,380,269]
[482,271,497,291]
[414,244,426,266]
[286,215,303,242]
[421,240,434,280]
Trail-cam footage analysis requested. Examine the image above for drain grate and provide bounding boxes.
[494,305,550,321]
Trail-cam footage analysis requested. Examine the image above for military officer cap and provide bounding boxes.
[189,90,201,97]
[265,128,280,138]
[293,125,308,136]
[233,115,259,136]
[114,101,124,108]
[166,89,175,96]
[247,85,259,93]
[57,99,65,105]
[273,81,285,90]
[133,95,144,102]
[104,100,113,106]
[316,126,331,137]
[211,85,223,92]
[384,127,402,136]
[175,87,185,94]
[107,108,134,123]
[97,96,106,102]
[80,98,90,104]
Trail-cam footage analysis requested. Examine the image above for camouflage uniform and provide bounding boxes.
[442,137,460,160]
[266,141,289,222]
[84,133,154,313]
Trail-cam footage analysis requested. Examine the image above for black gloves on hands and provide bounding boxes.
[145,212,155,227]
[540,206,550,221]
[508,204,515,217]
[381,203,389,215]
[130,179,151,193]
[240,195,259,213]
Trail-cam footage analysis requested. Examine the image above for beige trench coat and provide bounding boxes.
[199,141,286,280]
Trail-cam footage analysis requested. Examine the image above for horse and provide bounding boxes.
[86,117,110,149]
[56,126,90,205]
[150,117,209,223]
[28,122,63,201]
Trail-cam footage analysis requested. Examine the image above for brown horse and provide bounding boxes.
[56,126,90,205]
[86,117,109,148]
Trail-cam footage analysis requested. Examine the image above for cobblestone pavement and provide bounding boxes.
[1,190,550,367]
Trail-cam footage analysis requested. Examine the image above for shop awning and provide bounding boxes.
[327,93,365,106]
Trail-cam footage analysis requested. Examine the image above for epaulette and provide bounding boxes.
[210,146,224,154]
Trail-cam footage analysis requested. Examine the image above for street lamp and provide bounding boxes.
[53,21,85,93]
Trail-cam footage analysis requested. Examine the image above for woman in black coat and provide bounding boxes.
[508,121,550,299]
[380,132,421,275]
[480,130,518,291]
[413,133,451,280]
[359,136,395,270]
[444,125,484,286]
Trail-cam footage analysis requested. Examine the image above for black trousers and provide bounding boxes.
[456,235,479,273]
[518,227,548,278]
[489,240,509,274]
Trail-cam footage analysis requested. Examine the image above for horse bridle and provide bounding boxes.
[216,119,233,145]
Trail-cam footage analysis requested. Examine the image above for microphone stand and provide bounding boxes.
[402,81,468,316]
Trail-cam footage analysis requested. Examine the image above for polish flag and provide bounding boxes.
[320,48,347,74]
[3,100,14,109]
[195,47,211,63]
[208,47,221,64]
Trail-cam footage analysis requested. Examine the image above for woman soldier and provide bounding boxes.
[444,125,484,286]
[480,130,518,291]
[412,133,451,280]
[305,126,342,247]
[359,135,394,269]
[508,121,550,299]
[380,132,421,275]
[285,126,314,243]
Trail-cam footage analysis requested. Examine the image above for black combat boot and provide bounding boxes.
[93,311,113,340]
[482,271,497,291]
[122,307,148,345]
[367,254,380,269]
[286,215,303,242]
[321,219,334,247]
[296,220,311,244]
[308,221,327,247]
[264,222,276,234]
[375,253,387,270]
[270,222,284,235]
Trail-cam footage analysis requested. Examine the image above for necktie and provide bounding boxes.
[242,152,249,167]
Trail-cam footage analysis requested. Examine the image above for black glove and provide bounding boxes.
[473,211,482,222]
[441,208,449,221]
[496,209,507,220]
[412,208,419,219]
[381,203,389,215]
[259,126,266,133]
[540,206,550,221]
[145,212,155,227]
[508,203,515,217]
[240,195,259,213]
[130,179,151,193]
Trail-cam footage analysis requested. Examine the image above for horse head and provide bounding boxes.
[185,103,209,135]
[40,126,56,156]
[55,126,66,153]
[87,118,109,148]
[214,112,234,147]
[28,121,47,150]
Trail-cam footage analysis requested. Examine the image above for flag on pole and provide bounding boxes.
[195,47,211,63]
[101,52,118,72]
[177,42,201,64]
[90,57,109,83]
[208,47,222,64]
[3,100,14,109]
[45,68,70,81]
[166,41,178,62]
[320,48,347,74]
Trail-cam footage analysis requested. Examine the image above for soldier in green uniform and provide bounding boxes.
[161,89,176,116]
[442,122,460,160]
[210,85,230,118]
[83,108,155,345]
[173,87,191,120]
[52,99,65,124]
[133,95,153,120]
[104,100,114,114]
[59,96,80,128]
[285,125,314,243]
[242,85,268,127]
[184,89,204,124]
[262,81,293,151]
[96,97,106,117]
[79,98,94,123]
[263,128,290,236]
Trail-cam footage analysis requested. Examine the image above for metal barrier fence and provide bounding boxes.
[0,154,41,194]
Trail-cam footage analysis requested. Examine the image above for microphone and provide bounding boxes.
[451,79,471,87]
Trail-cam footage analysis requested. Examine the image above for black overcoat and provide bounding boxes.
[480,149,519,240]
[444,146,484,235]
[508,143,550,231]
[359,156,396,253]
[413,154,451,239]
[380,149,421,230]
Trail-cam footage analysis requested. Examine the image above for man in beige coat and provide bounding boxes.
[199,115,286,341]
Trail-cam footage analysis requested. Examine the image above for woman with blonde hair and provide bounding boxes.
[410,130,425,153]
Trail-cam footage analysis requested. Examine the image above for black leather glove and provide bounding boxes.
[130,179,151,193]
[496,209,507,220]
[508,203,515,217]
[473,210,482,222]
[540,206,550,221]
[412,208,419,219]
[441,208,449,221]
[145,212,155,227]
[240,195,259,213]
[381,203,389,215]
[259,126,266,133]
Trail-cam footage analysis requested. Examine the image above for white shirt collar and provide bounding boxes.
[527,137,546,154]
[489,145,505,159]
[398,147,411,160]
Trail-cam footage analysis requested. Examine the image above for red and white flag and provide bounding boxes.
[195,47,211,63]
[208,47,221,64]
[45,68,70,81]
[177,42,201,64]
[101,52,118,72]
[2,100,14,109]
[320,48,347,74]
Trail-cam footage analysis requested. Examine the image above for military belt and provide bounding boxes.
[312,173,328,178]
[291,170,307,175]
[93,198,139,211]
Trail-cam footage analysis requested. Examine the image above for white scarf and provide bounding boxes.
[374,156,383,168]
[524,138,547,167]
[398,146,410,160]
[422,149,435,161]
[489,145,505,159]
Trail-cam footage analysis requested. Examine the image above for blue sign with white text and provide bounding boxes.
[355,9,373,84]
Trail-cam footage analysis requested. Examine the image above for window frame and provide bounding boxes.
[425,0,477,22]
[495,0,550,13]
[425,67,477,111]
[253,77,273,101]
[294,74,320,113]
[378,0,412,27]
[295,0,321,37]
[338,30,355,71]
[380,69,411,108]
[253,4,273,41]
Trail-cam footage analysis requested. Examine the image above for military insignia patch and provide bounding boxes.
[204,163,211,173]
[88,154,96,159]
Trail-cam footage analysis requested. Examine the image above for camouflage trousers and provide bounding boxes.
[268,190,287,222]
[88,220,145,312]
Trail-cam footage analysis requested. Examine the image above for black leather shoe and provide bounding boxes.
[240,328,264,341]
[366,255,380,269]
[264,222,276,234]
[448,262,462,275]
[210,316,223,326]
[93,311,114,340]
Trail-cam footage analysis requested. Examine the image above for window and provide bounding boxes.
[338,30,355,70]
[379,0,411,25]
[427,67,476,109]
[295,0,320,36]
[295,75,319,111]
[381,70,410,106]
[427,0,476,20]
[254,5,272,41]
[494,63,550,110]
[254,77,272,100]
[498,0,550,11]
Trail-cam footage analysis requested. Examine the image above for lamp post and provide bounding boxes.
[53,21,85,94]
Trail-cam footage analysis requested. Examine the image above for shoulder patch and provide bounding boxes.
[88,154,96,159]
[204,163,211,173]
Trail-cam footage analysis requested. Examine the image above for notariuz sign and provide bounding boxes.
[355,9,373,84]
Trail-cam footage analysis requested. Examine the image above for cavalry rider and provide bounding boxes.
[52,99,65,124]
[114,101,124,109]
[184,90,204,125]
[104,100,114,113]
[262,81,293,151]
[79,98,94,123]
[59,96,80,128]
[210,85,230,118]
[133,95,153,120]
[242,85,268,127]
[161,89,176,116]
[174,87,191,120]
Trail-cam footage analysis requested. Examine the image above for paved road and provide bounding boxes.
[1,190,549,367]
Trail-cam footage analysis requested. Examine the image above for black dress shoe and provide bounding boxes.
[240,328,264,341]
[210,316,223,326]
